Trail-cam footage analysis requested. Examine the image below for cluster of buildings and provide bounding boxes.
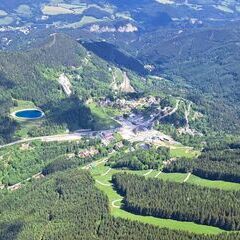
[98,96,161,113]
[78,147,99,158]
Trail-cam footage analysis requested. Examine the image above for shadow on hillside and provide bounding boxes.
[42,96,93,132]
[81,41,147,76]
[0,221,23,240]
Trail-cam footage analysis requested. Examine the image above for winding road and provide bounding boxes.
[0,128,117,150]
[0,132,84,149]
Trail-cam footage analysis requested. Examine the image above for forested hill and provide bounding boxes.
[0,33,120,143]
[0,34,86,104]
[1,169,240,240]
[118,26,240,133]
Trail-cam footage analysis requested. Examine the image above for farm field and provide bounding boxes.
[59,16,105,29]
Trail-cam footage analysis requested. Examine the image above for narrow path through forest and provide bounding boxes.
[102,168,111,176]
[112,199,122,208]
[183,173,191,183]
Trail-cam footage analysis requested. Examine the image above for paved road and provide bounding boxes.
[0,101,180,150]
[0,132,83,149]
[0,128,117,149]
[82,157,108,170]
[102,168,111,176]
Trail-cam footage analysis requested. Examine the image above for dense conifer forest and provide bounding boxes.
[0,34,120,143]
[112,173,240,230]
[1,169,240,240]
[164,144,240,183]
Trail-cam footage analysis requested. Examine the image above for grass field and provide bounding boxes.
[91,162,225,235]
[0,10,7,17]
[90,160,240,234]
[0,16,14,25]
[156,172,188,182]
[44,2,113,15]
[91,160,240,190]
[10,99,37,113]
[88,103,121,130]
[170,146,200,158]
[188,174,240,190]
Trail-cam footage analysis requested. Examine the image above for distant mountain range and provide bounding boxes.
[0,0,240,32]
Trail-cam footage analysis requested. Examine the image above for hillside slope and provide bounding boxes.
[112,26,240,134]
[0,33,136,143]
[1,169,240,240]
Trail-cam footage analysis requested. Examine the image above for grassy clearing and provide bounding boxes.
[92,162,225,235]
[91,160,240,190]
[112,206,224,235]
[113,68,124,84]
[44,2,112,16]
[167,147,240,190]
[115,12,133,20]
[0,10,7,17]
[88,103,120,130]
[0,16,14,25]
[10,99,37,113]
[151,170,240,190]
[170,147,200,158]
[89,4,115,14]
[139,169,240,190]
[39,67,60,82]
[58,3,87,11]
[156,172,188,182]
[90,160,240,234]
[188,174,240,191]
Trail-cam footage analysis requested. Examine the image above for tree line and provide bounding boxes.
[106,146,170,170]
[0,169,240,239]
[0,34,118,143]
[0,138,106,186]
[112,173,240,230]
[164,145,240,183]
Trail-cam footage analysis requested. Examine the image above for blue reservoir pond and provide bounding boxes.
[15,109,44,120]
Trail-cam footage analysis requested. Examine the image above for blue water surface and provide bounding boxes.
[15,109,44,119]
